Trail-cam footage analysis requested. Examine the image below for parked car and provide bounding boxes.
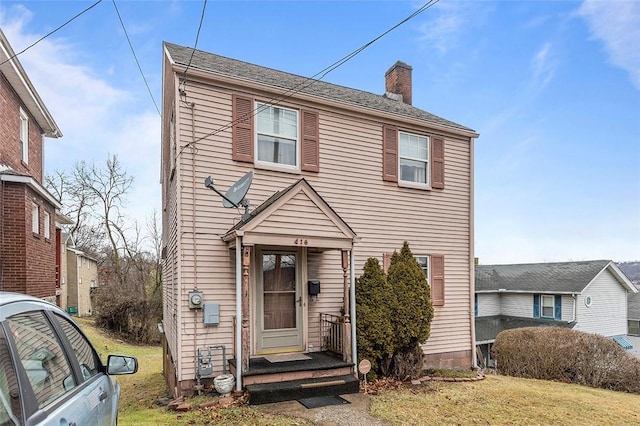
[0,292,137,426]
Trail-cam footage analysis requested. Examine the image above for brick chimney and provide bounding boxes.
[385,61,413,105]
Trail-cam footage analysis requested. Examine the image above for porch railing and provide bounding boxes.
[320,313,343,355]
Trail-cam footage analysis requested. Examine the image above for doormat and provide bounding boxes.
[298,395,350,409]
[264,353,311,363]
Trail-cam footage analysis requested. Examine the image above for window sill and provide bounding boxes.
[32,232,40,239]
[398,180,431,191]
[254,161,301,175]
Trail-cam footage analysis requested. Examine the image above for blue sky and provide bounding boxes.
[1,0,638,264]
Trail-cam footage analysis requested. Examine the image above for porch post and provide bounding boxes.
[235,237,242,391]
[350,248,357,368]
[241,246,251,375]
[341,250,352,363]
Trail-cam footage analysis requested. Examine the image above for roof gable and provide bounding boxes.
[474,260,635,294]
[223,179,356,249]
[163,42,475,136]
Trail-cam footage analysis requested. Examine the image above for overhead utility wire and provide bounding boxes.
[177,0,439,158]
[180,0,208,92]
[0,0,103,67]
[111,0,161,116]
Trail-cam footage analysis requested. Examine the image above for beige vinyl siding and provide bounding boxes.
[165,73,473,380]
[574,269,628,336]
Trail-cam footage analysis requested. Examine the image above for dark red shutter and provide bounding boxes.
[431,254,445,306]
[431,136,444,189]
[383,125,398,182]
[301,109,319,172]
[232,94,254,163]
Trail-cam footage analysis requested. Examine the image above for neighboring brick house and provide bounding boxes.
[475,260,637,367]
[161,43,478,401]
[0,29,62,302]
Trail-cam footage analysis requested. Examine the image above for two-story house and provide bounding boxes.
[161,42,478,402]
[0,29,62,302]
[475,260,637,367]
[60,232,99,316]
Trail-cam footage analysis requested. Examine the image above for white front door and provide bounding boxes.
[256,250,303,353]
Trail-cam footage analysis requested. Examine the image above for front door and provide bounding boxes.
[256,251,303,353]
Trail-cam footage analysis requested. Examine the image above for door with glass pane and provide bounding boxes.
[257,251,303,353]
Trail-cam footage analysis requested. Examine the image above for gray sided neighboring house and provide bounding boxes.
[474,260,637,367]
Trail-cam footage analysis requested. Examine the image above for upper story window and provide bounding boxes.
[256,103,298,169]
[43,211,50,239]
[399,132,429,186]
[383,125,444,189]
[232,95,319,173]
[32,203,39,234]
[20,108,29,164]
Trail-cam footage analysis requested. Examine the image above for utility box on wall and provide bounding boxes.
[203,303,220,326]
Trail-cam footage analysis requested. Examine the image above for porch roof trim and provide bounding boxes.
[222,178,357,249]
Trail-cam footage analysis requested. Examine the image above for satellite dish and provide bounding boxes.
[222,171,253,208]
[204,171,253,220]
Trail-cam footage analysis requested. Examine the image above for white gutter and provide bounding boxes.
[235,236,242,391]
[0,174,61,208]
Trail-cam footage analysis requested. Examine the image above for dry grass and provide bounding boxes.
[370,374,640,425]
[75,318,640,425]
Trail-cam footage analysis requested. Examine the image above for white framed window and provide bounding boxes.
[31,203,39,234]
[541,294,554,318]
[399,131,429,185]
[415,256,430,282]
[256,103,298,169]
[20,108,29,164]
[43,211,50,239]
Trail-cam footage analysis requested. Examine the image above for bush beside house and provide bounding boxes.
[356,241,434,379]
[493,327,640,394]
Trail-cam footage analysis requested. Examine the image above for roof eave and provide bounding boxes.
[168,61,479,139]
[0,173,62,208]
[0,30,62,138]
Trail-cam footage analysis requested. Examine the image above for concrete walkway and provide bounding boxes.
[256,393,389,426]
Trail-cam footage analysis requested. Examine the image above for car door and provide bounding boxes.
[50,313,117,426]
[4,310,101,426]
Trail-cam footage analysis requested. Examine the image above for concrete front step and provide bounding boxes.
[246,374,360,405]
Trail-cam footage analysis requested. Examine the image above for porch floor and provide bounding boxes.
[230,351,352,377]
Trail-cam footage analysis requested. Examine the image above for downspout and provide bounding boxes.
[469,136,477,369]
[349,247,357,367]
[572,294,577,323]
[235,235,242,391]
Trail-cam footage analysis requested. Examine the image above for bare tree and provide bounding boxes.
[75,155,133,285]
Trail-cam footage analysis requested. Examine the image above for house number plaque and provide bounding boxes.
[294,238,308,246]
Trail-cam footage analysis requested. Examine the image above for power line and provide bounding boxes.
[0,0,103,67]
[111,0,161,116]
[177,0,440,158]
[180,0,208,91]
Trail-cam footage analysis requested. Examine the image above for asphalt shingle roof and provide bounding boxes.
[475,260,611,293]
[164,42,475,134]
[475,315,575,343]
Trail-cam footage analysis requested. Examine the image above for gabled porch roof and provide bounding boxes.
[222,178,357,249]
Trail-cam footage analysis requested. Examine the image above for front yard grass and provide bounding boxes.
[76,318,640,425]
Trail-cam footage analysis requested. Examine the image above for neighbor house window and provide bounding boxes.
[256,103,298,168]
[399,132,429,185]
[20,108,29,164]
[541,295,554,318]
[32,204,39,234]
[43,211,50,239]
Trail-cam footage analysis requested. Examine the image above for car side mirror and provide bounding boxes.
[106,355,138,375]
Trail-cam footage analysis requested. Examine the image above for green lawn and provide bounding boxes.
[76,318,640,425]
